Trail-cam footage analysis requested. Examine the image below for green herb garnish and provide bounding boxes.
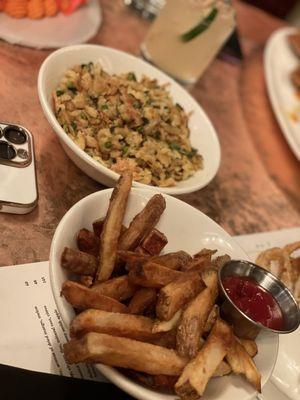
[56,89,64,97]
[180,7,218,42]
[104,141,112,149]
[127,72,137,81]
[133,101,141,109]
[101,104,109,110]
[67,83,77,94]
[71,122,77,132]
[122,146,129,155]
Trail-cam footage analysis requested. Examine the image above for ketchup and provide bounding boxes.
[222,276,284,330]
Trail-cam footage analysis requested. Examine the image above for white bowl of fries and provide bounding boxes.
[38,44,221,195]
[49,174,278,400]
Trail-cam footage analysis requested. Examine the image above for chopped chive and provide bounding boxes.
[56,89,64,97]
[71,122,77,131]
[104,141,112,149]
[122,146,129,155]
[133,101,141,109]
[100,104,109,110]
[67,83,77,94]
[127,72,137,81]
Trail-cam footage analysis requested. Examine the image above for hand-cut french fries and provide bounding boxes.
[91,275,137,301]
[61,174,264,399]
[61,281,128,313]
[128,261,183,288]
[76,228,99,256]
[96,171,132,282]
[140,228,168,255]
[118,193,166,251]
[64,332,187,376]
[153,310,182,333]
[61,247,97,275]
[175,319,233,400]
[156,272,204,321]
[70,309,163,343]
[176,283,218,358]
[128,288,157,315]
[226,336,261,392]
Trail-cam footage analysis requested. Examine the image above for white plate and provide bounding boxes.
[271,326,300,400]
[264,27,300,160]
[49,188,278,400]
[38,44,221,195]
[0,0,101,49]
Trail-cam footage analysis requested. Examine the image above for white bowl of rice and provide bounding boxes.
[38,44,220,195]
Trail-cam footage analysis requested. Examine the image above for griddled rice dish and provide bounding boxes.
[53,62,203,187]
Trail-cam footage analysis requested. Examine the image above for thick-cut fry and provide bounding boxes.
[193,248,217,259]
[237,338,258,357]
[181,257,211,273]
[118,194,166,251]
[117,250,150,266]
[92,218,104,237]
[61,247,97,275]
[128,261,183,288]
[176,284,218,358]
[201,268,218,298]
[96,172,133,282]
[175,319,233,399]
[128,288,157,314]
[181,248,216,272]
[211,254,231,269]
[93,218,127,238]
[70,309,161,342]
[119,250,192,271]
[156,272,204,321]
[79,275,93,287]
[125,370,177,391]
[91,275,137,301]
[76,229,99,256]
[61,281,128,313]
[226,336,261,392]
[141,229,168,255]
[64,332,187,376]
[214,361,232,377]
[203,305,220,334]
[152,251,192,270]
[153,310,182,333]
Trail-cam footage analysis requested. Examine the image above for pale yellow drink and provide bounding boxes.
[141,0,236,83]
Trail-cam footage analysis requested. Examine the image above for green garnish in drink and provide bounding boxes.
[180,7,218,42]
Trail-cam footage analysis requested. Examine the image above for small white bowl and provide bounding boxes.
[49,188,278,400]
[38,44,221,195]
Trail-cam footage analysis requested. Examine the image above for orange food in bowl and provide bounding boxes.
[4,0,27,18]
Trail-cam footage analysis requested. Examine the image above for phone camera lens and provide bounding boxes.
[4,127,27,145]
[0,141,16,160]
